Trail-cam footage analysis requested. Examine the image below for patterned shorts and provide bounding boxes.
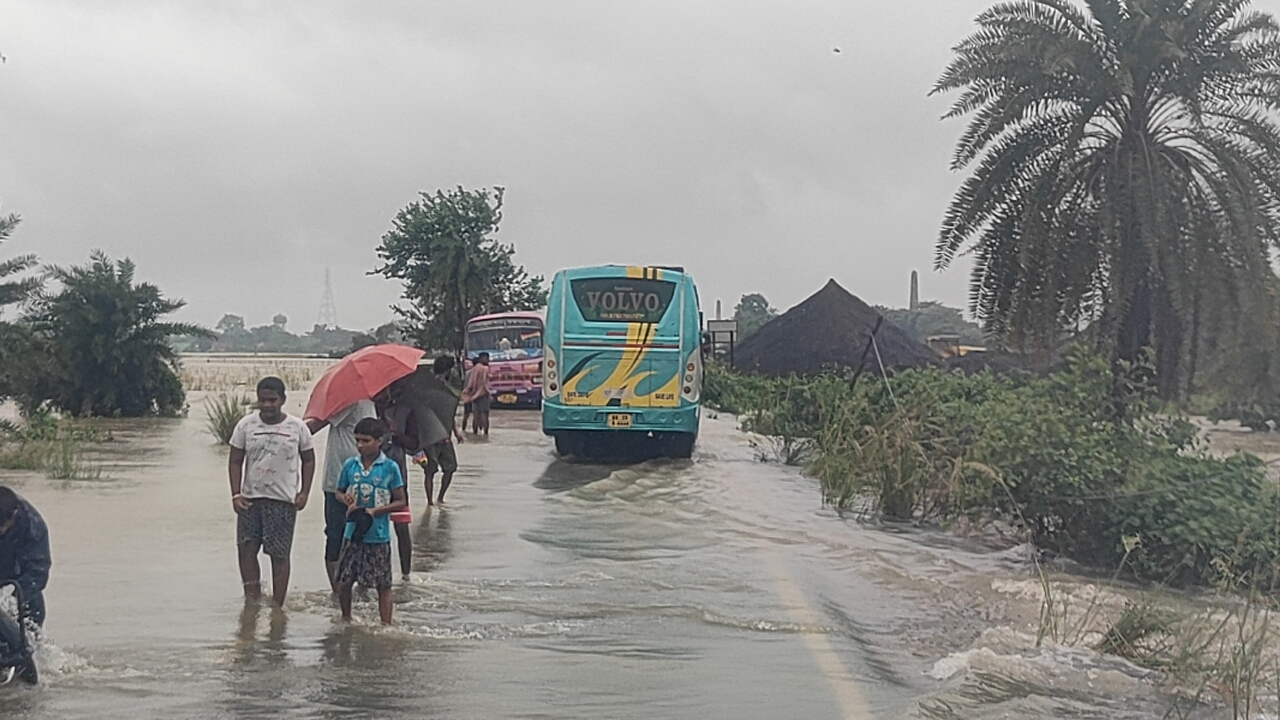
[236,498,297,560]
[337,540,392,590]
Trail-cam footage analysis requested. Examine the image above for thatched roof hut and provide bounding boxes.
[735,279,939,376]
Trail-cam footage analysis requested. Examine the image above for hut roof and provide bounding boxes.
[734,279,939,376]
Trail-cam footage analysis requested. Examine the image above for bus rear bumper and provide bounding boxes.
[541,404,700,436]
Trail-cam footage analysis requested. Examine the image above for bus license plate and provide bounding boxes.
[606,413,632,428]
[497,394,517,404]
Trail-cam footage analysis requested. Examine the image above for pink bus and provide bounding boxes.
[463,311,545,408]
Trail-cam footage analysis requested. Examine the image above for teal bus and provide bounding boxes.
[541,265,702,459]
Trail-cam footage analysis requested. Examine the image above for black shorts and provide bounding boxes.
[237,498,297,560]
[473,395,491,413]
[337,540,392,590]
[425,442,458,475]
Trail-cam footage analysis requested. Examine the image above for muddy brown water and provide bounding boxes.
[0,397,1221,719]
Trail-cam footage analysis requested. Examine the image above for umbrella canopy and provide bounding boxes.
[303,344,425,422]
[386,367,460,448]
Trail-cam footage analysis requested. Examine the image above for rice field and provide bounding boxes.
[178,353,336,393]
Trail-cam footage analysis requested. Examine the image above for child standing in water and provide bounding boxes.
[335,417,406,624]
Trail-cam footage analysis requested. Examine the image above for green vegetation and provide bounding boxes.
[13,252,212,417]
[372,186,546,354]
[0,410,108,481]
[732,293,778,340]
[203,392,252,445]
[935,0,1280,401]
[875,301,984,347]
[0,212,40,403]
[200,314,395,355]
[706,353,1280,590]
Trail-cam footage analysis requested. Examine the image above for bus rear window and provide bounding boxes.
[570,278,676,323]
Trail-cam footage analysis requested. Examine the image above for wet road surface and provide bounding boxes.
[1,401,1194,718]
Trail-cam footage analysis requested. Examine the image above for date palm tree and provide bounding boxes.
[24,251,211,416]
[0,212,40,403]
[933,0,1280,398]
[0,212,38,310]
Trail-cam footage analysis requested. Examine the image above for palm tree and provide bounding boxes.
[0,212,40,403]
[0,212,38,311]
[933,0,1280,398]
[24,251,211,416]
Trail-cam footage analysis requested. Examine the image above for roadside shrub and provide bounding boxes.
[716,349,1280,588]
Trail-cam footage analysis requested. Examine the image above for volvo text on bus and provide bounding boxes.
[541,265,702,459]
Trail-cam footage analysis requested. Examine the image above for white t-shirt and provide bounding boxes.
[230,413,315,503]
[320,399,376,493]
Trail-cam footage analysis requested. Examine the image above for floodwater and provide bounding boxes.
[0,394,1218,718]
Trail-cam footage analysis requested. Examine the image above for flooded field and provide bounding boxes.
[0,361,1270,718]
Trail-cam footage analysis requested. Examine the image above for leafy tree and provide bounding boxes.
[933,0,1280,398]
[877,302,985,346]
[215,313,246,335]
[733,293,778,339]
[373,186,546,353]
[20,251,211,416]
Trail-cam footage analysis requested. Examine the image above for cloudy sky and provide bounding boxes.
[6,1,1278,332]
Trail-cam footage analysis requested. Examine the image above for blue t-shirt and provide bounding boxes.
[336,453,404,544]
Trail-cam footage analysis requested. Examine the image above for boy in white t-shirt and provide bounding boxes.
[228,377,316,607]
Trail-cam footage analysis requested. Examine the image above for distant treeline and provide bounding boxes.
[174,314,403,356]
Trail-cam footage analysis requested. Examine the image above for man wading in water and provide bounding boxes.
[0,486,50,627]
[228,377,316,607]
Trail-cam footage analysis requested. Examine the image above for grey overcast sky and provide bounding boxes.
[7,1,1280,332]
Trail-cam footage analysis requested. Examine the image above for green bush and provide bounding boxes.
[712,349,1280,588]
[204,392,251,445]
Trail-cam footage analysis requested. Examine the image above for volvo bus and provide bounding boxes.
[541,265,702,459]
[463,312,545,408]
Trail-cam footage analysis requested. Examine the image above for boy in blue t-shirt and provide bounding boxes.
[335,417,407,624]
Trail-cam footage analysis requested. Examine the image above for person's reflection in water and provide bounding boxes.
[317,627,423,717]
[231,601,290,666]
[411,507,452,575]
[220,602,295,717]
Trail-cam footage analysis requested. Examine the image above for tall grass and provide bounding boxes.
[0,412,107,480]
[42,439,103,481]
[204,392,251,444]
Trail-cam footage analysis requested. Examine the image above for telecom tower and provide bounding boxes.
[317,267,338,329]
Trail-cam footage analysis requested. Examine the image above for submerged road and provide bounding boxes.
[4,404,1182,719]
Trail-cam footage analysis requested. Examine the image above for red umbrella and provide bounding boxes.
[303,344,426,421]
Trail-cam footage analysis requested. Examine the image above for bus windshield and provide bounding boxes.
[465,318,543,361]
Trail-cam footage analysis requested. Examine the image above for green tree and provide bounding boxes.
[0,213,38,312]
[733,293,777,339]
[933,0,1280,398]
[373,186,546,353]
[21,251,211,416]
[0,212,40,403]
[877,302,986,346]
[215,313,246,335]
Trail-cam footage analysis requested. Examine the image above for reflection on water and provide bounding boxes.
[1,393,1235,719]
[531,459,618,491]
[411,508,452,575]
